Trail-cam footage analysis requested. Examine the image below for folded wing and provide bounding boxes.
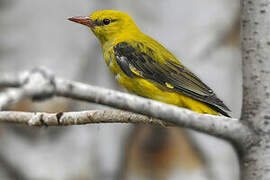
[113,41,230,117]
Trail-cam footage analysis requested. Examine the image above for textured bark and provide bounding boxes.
[0,110,168,127]
[55,78,251,143]
[0,68,251,143]
[0,89,27,109]
[241,0,270,179]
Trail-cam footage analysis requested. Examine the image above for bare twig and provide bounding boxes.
[0,89,27,110]
[54,78,251,142]
[0,110,167,127]
[0,68,253,143]
[0,73,20,88]
[0,68,55,110]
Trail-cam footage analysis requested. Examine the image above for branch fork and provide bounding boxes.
[0,67,254,146]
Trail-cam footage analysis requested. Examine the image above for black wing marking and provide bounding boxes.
[113,42,230,117]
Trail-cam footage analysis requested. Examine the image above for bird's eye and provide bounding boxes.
[103,19,111,25]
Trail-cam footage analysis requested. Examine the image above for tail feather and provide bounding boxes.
[205,103,231,117]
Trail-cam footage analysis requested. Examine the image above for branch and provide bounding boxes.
[0,68,253,143]
[0,73,20,88]
[0,89,27,110]
[239,1,270,180]
[241,0,270,125]
[0,110,168,127]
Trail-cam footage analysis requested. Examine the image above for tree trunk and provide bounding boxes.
[241,0,270,179]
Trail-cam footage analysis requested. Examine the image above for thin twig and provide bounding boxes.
[0,89,27,110]
[0,73,20,88]
[0,110,168,127]
[55,78,251,142]
[0,68,253,143]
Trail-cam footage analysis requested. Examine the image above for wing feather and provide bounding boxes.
[113,41,230,116]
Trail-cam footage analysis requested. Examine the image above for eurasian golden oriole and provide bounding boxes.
[68,10,230,117]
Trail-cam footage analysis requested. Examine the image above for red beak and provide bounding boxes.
[68,16,94,27]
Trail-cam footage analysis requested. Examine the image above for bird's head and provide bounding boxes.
[68,10,140,44]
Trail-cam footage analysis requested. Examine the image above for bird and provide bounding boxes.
[68,10,230,117]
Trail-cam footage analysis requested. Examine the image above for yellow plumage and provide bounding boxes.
[68,10,230,117]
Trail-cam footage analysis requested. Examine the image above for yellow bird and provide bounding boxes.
[68,10,230,117]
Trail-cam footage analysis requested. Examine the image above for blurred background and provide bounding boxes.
[0,0,241,179]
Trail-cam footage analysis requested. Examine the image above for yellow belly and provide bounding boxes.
[104,48,219,116]
[115,72,219,116]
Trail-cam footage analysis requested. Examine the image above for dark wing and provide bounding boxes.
[113,41,230,117]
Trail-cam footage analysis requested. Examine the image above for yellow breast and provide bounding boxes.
[103,48,219,116]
